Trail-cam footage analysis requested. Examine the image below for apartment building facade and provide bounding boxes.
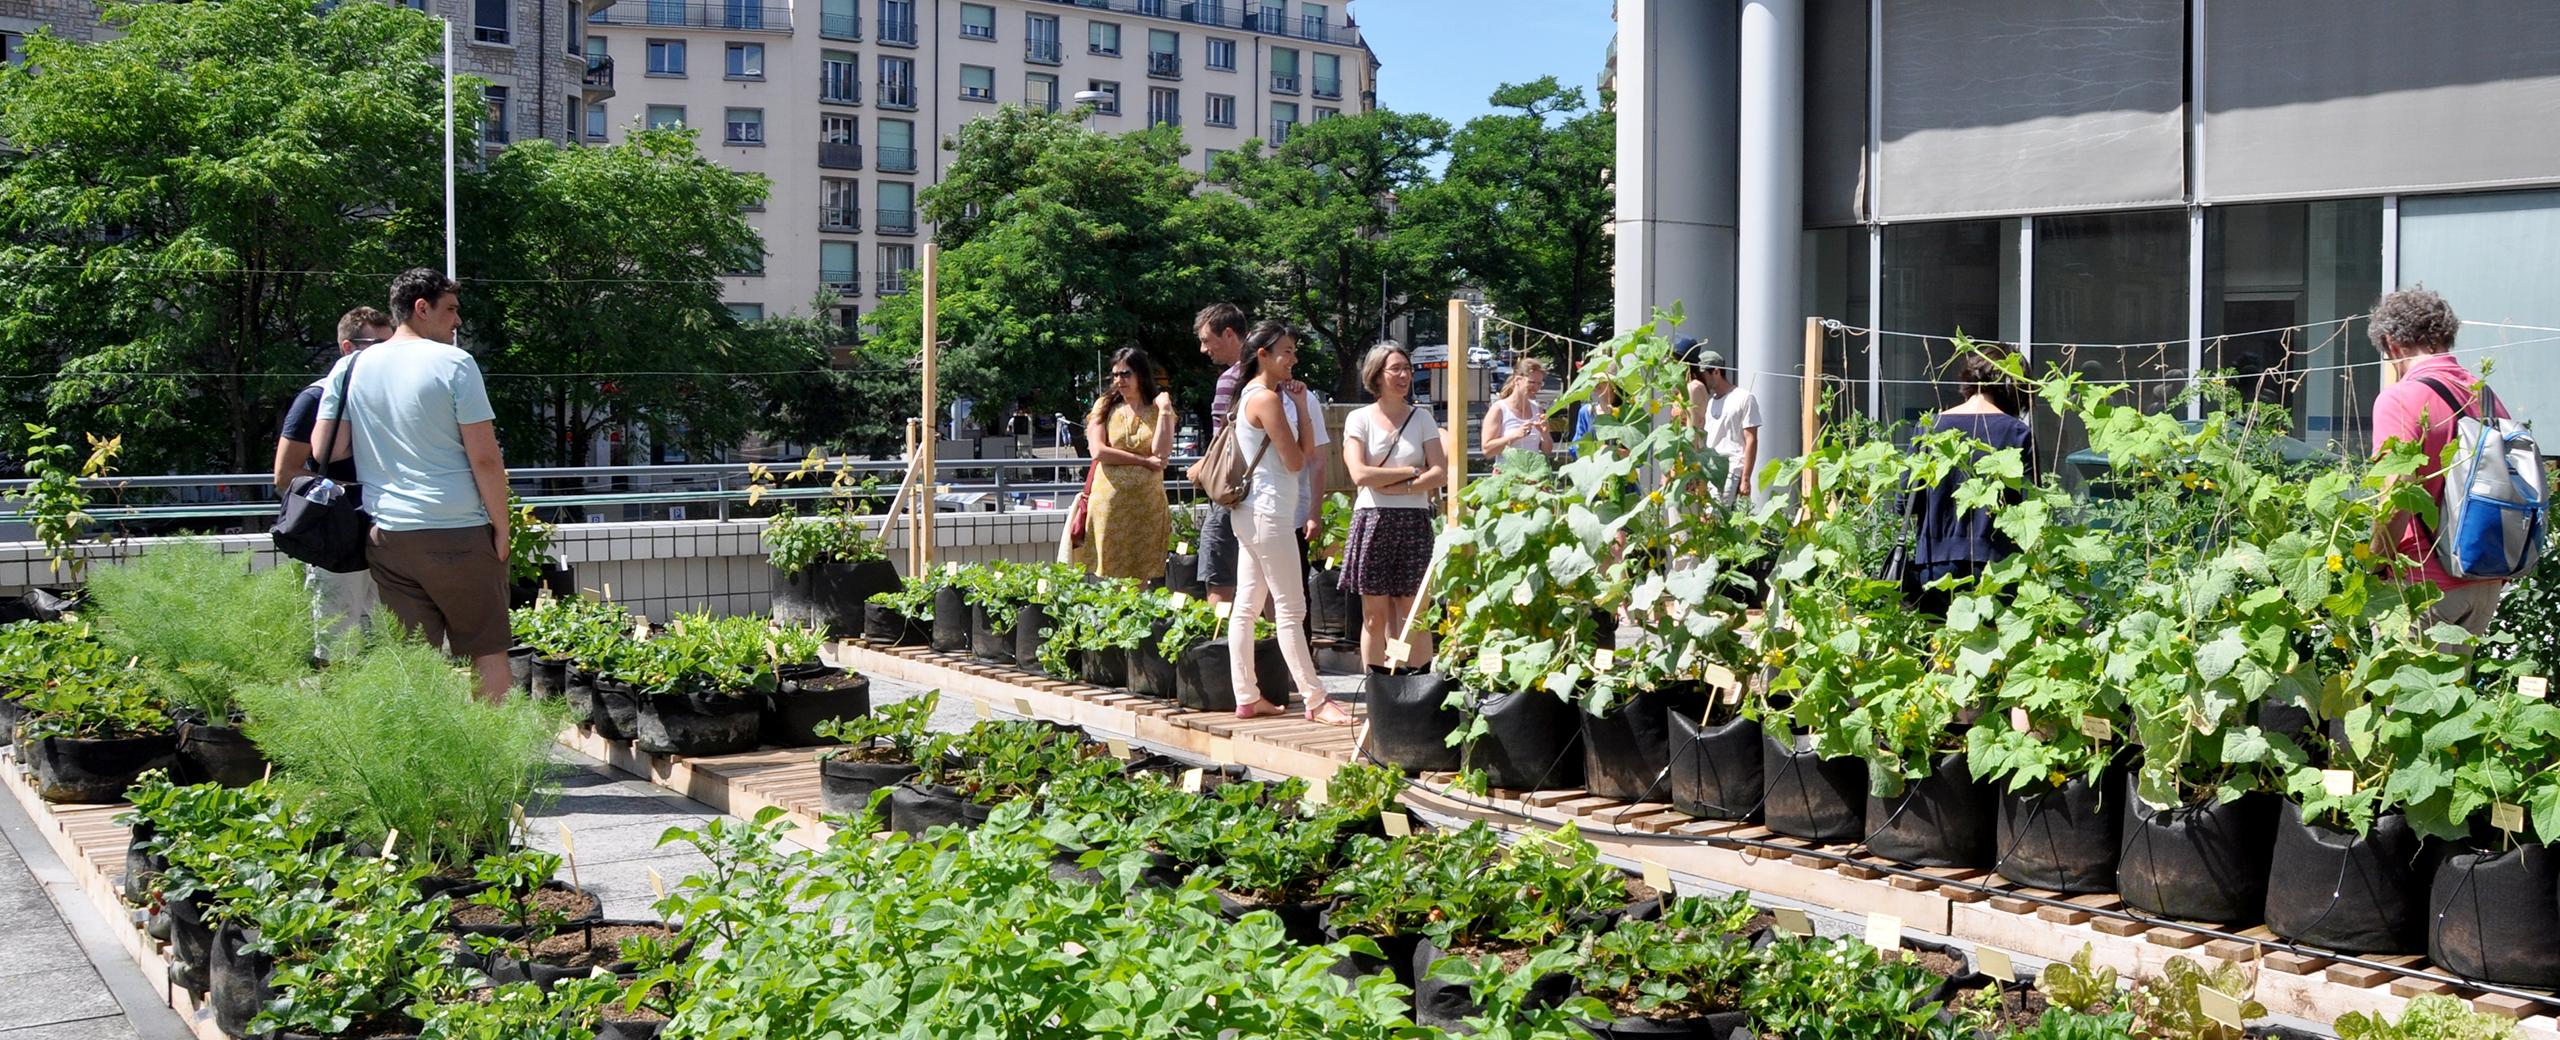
[3,0,605,148]
[582,0,1378,329]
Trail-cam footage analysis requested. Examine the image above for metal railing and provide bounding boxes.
[820,78,860,105]
[878,83,916,109]
[959,21,993,39]
[605,1,791,30]
[1269,120,1292,144]
[879,17,915,45]
[877,270,910,295]
[582,55,616,91]
[818,141,863,169]
[1147,52,1180,78]
[877,208,916,234]
[877,146,916,172]
[1270,73,1298,94]
[819,203,861,232]
[1026,38,1060,63]
[1040,0,1363,46]
[1312,74,1340,99]
[819,11,859,39]
[821,268,861,295]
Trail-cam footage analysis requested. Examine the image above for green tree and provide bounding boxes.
[753,296,919,458]
[1419,78,1617,348]
[459,127,809,467]
[0,0,451,471]
[870,106,1260,435]
[1216,109,1457,397]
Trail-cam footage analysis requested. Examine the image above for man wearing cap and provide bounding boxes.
[1680,338,1760,501]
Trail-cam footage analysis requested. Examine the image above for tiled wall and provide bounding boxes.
[0,510,1070,622]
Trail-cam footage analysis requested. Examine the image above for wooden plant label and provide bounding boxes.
[944,561,960,575]
[2321,770,2356,797]
[1863,912,1902,952]
[1105,738,1131,760]
[2077,714,2113,741]
[632,616,651,642]
[1771,907,1813,937]
[1640,859,1672,896]
[647,867,667,900]
[1592,647,1615,672]
[1977,947,2016,983]
[1177,541,1192,556]
[602,582,614,601]
[2523,675,2549,699]
[2494,801,2527,833]
[1305,777,1330,806]
[2198,987,2246,1029]
[1215,600,1234,620]
[1385,639,1414,666]
[974,700,993,719]
[1038,579,1053,598]
[670,617,688,637]
[1060,941,1088,957]
[2009,708,2032,733]
[1381,812,1412,837]
[379,829,399,861]
[1171,591,1191,608]
[1012,696,1036,718]
[1481,647,1506,676]
[1180,768,1205,794]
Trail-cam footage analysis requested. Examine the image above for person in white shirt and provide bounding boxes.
[1227,321,1354,725]
[1479,356,1552,463]
[1338,343,1447,673]
[1682,339,1760,501]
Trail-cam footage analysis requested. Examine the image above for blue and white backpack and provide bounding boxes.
[2414,376,2547,581]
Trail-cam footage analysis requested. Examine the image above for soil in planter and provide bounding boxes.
[1666,712,1762,822]
[1580,685,1711,803]
[449,884,604,931]
[1760,734,1866,844]
[277,1018,420,1040]
[1945,982,2052,1034]
[1360,671,1462,773]
[490,921,684,985]
[1465,688,1584,792]
[2116,780,2275,925]
[1864,752,1994,869]
[2427,841,2560,986]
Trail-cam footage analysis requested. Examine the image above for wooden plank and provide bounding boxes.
[2474,993,2550,1020]
[1836,858,1885,881]
[2264,950,2334,976]
[2036,903,2092,926]
[1669,819,1744,839]
[1521,789,1587,809]
[1555,796,1621,818]
[1624,811,1695,835]
[2203,938,2259,963]
[2326,963,2396,988]
[2092,916,2150,937]
[2388,975,2457,999]
[1985,893,2037,915]
[2144,927,2210,950]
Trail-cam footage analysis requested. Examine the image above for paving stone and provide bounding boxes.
[0,968,123,1030]
[0,1017,143,1040]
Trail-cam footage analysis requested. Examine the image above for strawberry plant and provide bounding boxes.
[1326,822,1627,950]
[1741,937,1963,1040]
[1572,890,1761,1021]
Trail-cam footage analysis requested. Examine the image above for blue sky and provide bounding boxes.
[1355,0,1618,127]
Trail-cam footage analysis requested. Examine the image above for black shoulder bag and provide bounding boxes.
[270,353,374,573]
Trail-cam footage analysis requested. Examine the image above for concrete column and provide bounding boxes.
[1735,0,1803,465]
[1612,0,1738,350]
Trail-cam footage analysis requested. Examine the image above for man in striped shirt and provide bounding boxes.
[1196,302,1252,606]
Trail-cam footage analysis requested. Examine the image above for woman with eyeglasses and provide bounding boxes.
[1074,348,1175,581]
[1230,322,1353,725]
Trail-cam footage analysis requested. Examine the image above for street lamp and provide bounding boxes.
[1070,89,1112,122]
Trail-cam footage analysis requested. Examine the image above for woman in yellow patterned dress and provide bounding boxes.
[1078,348,1175,581]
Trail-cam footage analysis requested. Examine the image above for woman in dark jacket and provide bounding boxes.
[1903,346,2034,614]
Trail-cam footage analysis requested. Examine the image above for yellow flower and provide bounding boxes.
[2332,633,2351,650]
[2352,543,2374,562]
[2049,771,2070,788]
[2326,553,2345,573]
[1766,649,1787,668]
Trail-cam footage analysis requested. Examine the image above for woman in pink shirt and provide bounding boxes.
[2367,288,2508,641]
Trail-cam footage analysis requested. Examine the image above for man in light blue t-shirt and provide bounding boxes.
[311,268,517,702]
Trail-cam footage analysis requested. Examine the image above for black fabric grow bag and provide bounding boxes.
[1865,752,1994,869]
[1174,639,1293,713]
[1128,622,1178,699]
[507,562,576,610]
[1078,646,1129,689]
[1316,909,1423,988]
[1409,936,1576,1029]
[166,891,213,996]
[1359,671,1462,773]
[507,645,535,691]
[1760,734,1866,844]
[1576,1012,1748,1039]
[1165,553,1201,597]
[2117,780,2275,925]
[596,1015,666,1040]
[531,656,568,700]
[1580,686,1711,803]
[2428,841,2560,985]
[123,822,161,907]
[210,922,273,1039]
[1213,891,1329,948]
[0,696,23,749]
[772,559,901,637]
[590,676,641,742]
[634,692,761,757]
[1996,771,2125,894]
[1667,712,1762,821]
[27,732,175,803]
[970,604,1014,664]
[887,780,993,834]
[819,756,921,819]
[863,603,929,647]
[1464,688,1584,792]
[1308,564,1354,640]
[761,667,870,747]
[482,920,677,991]
[1015,605,1052,669]
[176,720,266,788]
[930,587,970,652]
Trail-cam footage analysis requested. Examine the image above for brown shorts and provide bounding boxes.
[367,525,512,658]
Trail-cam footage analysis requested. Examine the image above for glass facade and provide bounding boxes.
[2204,199,2383,451]
[1879,219,2018,428]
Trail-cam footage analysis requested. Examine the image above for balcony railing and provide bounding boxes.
[961,85,994,101]
[601,1,792,31]
[878,146,917,172]
[818,141,864,169]
[1147,52,1179,78]
[878,83,916,109]
[822,268,861,295]
[878,270,911,295]
[1270,74,1298,94]
[821,78,860,105]
[819,11,858,39]
[1054,0,1361,46]
[1312,74,1340,99]
[1269,120,1292,144]
[877,208,916,235]
[959,22,993,39]
[819,204,862,232]
[582,55,615,92]
[879,17,915,45]
[1026,38,1060,63]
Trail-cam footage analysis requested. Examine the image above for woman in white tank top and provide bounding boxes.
[1227,321,1354,726]
[1479,356,1551,463]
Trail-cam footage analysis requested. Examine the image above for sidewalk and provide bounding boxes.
[0,784,186,1040]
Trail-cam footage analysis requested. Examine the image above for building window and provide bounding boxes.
[1,31,26,66]
[1301,1,1328,41]
[725,42,764,79]
[958,3,994,40]
[724,107,763,145]
[565,2,583,53]
[879,0,915,45]
[879,55,916,108]
[960,65,995,101]
[1204,148,1229,181]
[822,242,860,293]
[1312,51,1340,98]
[473,0,508,44]
[1314,106,1337,120]
[820,114,862,168]
[1148,87,1179,128]
[646,104,686,129]
[879,118,916,172]
[646,39,685,76]
[1089,20,1120,56]
[566,97,582,142]
[1026,72,1060,113]
[879,243,916,294]
[1269,100,1296,144]
[2205,199,2384,446]
[586,102,608,138]
[821,178,860,231]
[729,303,765,322]
[1270,47,1298,93]
[722,0,765,32]
[878,182,916,235]
[1026,13,1060,64]
[1146,29,1180,78]
[1205,93,1235,128]
[820,0,859,40]
[821,50,860,103]
[482,85,510,145]
[1205,36,1235,71]
[1087,80,1120,115]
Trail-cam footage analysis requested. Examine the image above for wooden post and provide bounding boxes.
[1799,316,1823,499]
[917,244,940,572]
[903,418,922,575]
[1445,299,1471,526]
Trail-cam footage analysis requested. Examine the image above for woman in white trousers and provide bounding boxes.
[1228,321,1354,725]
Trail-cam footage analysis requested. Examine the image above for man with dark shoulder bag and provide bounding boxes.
[273,306,391,661]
